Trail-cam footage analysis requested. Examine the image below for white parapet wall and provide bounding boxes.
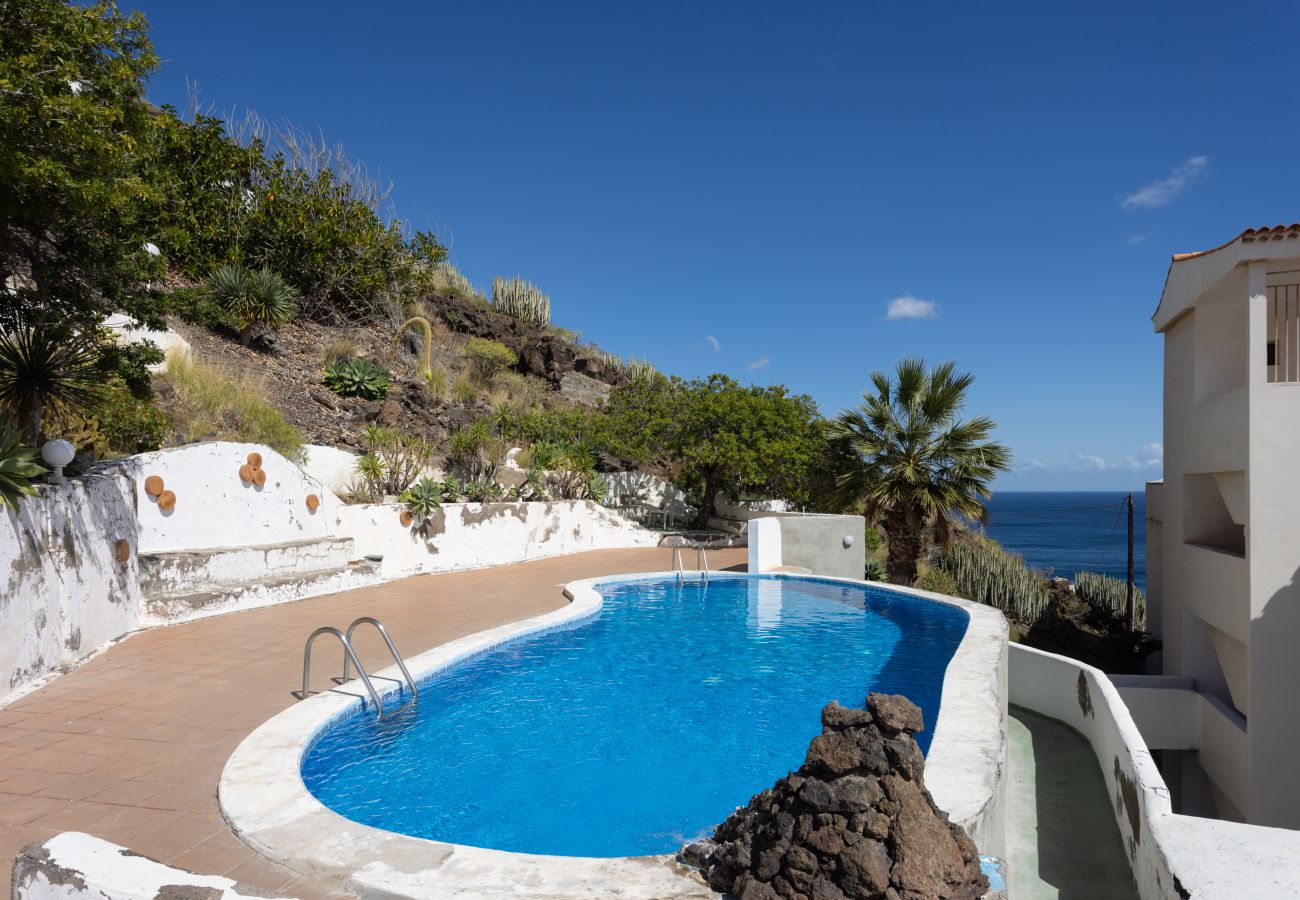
[337,499,660,578]
[747,513,866,580]
[1009,643,1300,900]
[12,832,288,900]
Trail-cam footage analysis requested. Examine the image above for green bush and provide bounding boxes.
[464,337,518,381]
[323,358,389,400]
[0,422,45,510]
[914,566,959,596]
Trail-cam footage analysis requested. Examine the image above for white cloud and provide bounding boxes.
[1126,232,1148,246]
[746,356,771,371]
[1121,156,1209,211]
[705,335,721,352]
[1072,442,1163,473]
[885,295,939,321]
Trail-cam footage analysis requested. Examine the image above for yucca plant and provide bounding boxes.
[323,358,389,400]
[0,326,102,444]
[0,422,46,510]
[207,265,299,346]
[491,276,551,326]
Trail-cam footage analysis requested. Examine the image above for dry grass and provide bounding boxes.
[322,336,359,365]
[453,371,479,404]
[162,353,305,461]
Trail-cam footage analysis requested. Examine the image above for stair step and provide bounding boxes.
[140,537,358,596]
[142,561,381,623]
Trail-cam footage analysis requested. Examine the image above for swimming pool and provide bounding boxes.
[299,573,969,858]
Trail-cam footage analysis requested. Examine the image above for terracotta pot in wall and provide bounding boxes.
[114,539,131,563]
[144,475,164,497]
[306,494,320,512]
[247,452,262,468]
[157,490,177,511]
[399,509,415,526]
[253,468,267,487]
[239,463,254,483]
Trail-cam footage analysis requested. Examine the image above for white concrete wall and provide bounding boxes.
[95,442,342,554]
[101,314,191,372]
[0,477,141,704]
[337,500,658,578]
[746,514,865,580]
[12,832,283,900]
[1011,644,1300,900]
[298,443,360,495]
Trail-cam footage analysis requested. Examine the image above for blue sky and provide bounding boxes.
[131,2,1300,490]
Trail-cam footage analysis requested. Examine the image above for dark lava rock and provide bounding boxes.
[679,694,986,900]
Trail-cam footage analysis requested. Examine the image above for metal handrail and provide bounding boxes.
[342,616,418,699]
[671,544,710,577]
[301,626,385,720]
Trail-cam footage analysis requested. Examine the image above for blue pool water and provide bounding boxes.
[300,574,968,857]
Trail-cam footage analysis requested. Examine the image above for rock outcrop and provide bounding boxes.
[679,693,987,900]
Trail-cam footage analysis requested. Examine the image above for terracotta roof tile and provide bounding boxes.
[1173,224,1300,262]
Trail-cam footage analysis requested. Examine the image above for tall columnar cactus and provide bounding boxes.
[491,276,551,326]
[940,538,1050,625]
[1075,571,1146,629]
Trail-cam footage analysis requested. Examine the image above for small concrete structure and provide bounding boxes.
[1146,224,1300,826]
[747,513,866,580]
[100,313,190,371]
[12,832,290,900]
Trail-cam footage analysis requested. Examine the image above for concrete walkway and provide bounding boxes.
[1006,705,1139,900]
[0,547,744,899]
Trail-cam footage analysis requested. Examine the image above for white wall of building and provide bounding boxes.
[747,513,865,580]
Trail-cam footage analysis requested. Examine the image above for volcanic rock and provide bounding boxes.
[679,693,986,900]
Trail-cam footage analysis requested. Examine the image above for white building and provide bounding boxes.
[1145,223,1300,826]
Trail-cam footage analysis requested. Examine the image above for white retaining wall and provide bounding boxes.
[1010,643,1300,900]
[0,476,142,703]
[747,514,866,580]
[337,499,659,578]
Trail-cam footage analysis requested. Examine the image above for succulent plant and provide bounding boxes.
[0,422,45,510]
[323,358,389,400]
[400,476,443,518]
[206,265,299,346]
[940,538,1049,625]
[491,276,551,326]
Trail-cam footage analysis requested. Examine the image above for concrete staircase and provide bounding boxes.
[139,536,383,623]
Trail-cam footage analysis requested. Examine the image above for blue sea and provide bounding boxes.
[978,491,1146,591]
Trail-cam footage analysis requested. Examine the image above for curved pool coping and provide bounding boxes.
[219,572,1007,899]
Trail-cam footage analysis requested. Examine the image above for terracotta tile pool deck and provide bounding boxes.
[0,547,744,899]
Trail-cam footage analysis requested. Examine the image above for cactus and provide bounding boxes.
[1075,571,1146,630]
[385,316,434,379]
[491,276,551,326]
[940,538,1050,625]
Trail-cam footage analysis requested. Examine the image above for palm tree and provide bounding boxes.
[826,358,1011,585]
[0,325,101,445]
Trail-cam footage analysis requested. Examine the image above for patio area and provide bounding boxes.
[0,546,744,900]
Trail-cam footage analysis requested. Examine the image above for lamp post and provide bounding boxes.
[41,440,75,484]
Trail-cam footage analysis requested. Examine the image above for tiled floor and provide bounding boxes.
[0,547,744,899]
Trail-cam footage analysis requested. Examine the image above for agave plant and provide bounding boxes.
[864,560,889,582]
[207,265,299,346]
[323,358,389,400]
[0,422,45,510]
[0,325,101,444]
[400,476,443,518]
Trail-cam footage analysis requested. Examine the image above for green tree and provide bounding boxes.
[825,358,1011,585]
[0,0,163,331]
[606,374,823,528]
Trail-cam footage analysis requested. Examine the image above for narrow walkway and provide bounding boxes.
[0,547,744,899]
[1006,705,1139,900]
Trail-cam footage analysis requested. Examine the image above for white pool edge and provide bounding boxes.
[218,571,1007,899]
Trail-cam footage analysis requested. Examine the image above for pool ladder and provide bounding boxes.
[299,616,418,720]
[671,544,711,580]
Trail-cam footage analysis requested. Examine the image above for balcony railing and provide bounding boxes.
[1267,283,1300,383]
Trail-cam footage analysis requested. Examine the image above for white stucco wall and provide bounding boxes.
[746,514,865,580]
[337,500,659,578]
[0,477,141,704]
[298,443,359,495]
[1010,643,1300,900]
[95,442,342,554]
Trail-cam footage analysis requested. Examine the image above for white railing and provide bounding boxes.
[1267,283,1300,383]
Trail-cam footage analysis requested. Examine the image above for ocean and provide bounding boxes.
[977,491,1146,591]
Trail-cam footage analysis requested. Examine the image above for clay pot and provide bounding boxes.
[306,494,320,512]
[114,539,130,563]
[253,468,267,487]
[144,475,164,497]
[238,463,254,483]
[157,490,177,511]
[247,452,263,468]
[399,509,415,527]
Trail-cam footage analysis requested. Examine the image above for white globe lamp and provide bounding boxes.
[42,439,76,484]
